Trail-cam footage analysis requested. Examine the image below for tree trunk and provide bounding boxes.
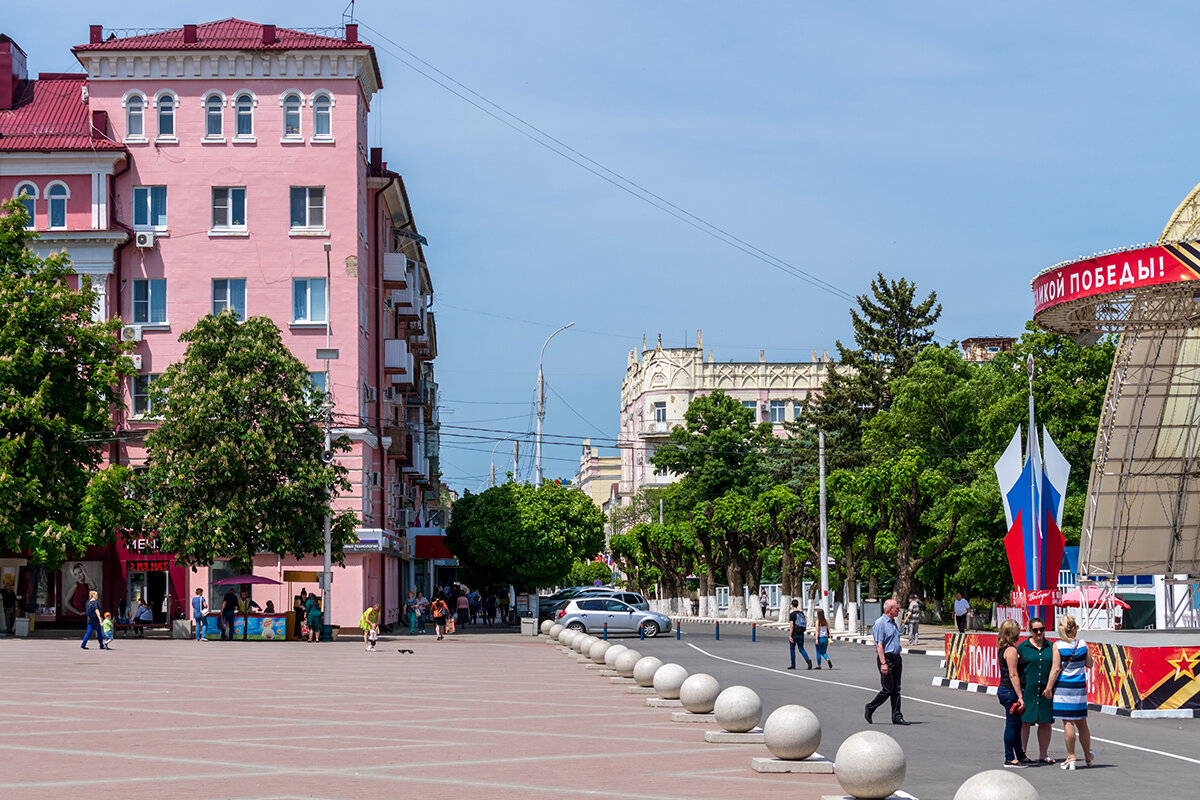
[727,561,747,618]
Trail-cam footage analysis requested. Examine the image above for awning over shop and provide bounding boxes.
[414,535,454,560]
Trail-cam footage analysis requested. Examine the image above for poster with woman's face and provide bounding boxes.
[62,561,102,616]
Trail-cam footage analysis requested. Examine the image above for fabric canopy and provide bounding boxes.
[212,574,282,586]
[1059,586,1131,610]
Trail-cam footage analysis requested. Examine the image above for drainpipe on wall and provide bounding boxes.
[109,154,133,466]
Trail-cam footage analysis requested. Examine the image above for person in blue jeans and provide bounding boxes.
[787,599,812,669]
[80,590,107,650]
[192,588,209,642]
[996,619,1029,767]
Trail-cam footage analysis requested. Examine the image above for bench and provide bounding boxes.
[114,620,160,637]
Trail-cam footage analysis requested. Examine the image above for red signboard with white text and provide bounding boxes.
[1032,243,1200,316]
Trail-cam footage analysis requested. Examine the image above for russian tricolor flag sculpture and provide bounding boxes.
[994,357,1070,619]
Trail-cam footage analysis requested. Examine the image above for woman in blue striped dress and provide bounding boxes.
[1042,615,1094,769]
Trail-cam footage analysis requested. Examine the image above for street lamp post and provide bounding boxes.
[320,242,334,639]
[535,322,574,487]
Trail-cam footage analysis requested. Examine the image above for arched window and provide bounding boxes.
[204,93,224,137]
[126,94,145,138]
[155,92,176,138]
[14,183,37,227]
[282,92,302,138]
[235,93,255,137]
[312,93,332,138]
[47,183,69,229]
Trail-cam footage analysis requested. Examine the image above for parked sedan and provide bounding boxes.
[556,597,671,637]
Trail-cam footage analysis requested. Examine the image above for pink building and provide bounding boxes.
[1,21,444,633]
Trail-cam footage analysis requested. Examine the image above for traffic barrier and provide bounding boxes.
[715,621,720,640]
[752,623,756,642]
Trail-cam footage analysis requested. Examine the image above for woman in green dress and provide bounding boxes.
[305,593,323,643]
[1017,618,1056,763]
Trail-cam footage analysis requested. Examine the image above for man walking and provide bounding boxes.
[865,598,909,725]
[220,588,238,641]
[953,592,973,633]
[787,599,812,670]
[905,594,921,646]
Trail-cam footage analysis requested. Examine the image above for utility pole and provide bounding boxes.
[320,242,334,640]
[819,430,829,615]
[535,322,574,487]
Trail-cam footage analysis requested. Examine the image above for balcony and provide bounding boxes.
[383,253,410,287]
[638,420,671,438]
[387,287,419,321]
[384,424,407,457]
[384,338,414,386]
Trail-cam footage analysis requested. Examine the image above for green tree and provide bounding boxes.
[446,481,604,590]
[801,272,942,463]
[0,200,137,570]
[139,311,358,570]
[567,559,614,587]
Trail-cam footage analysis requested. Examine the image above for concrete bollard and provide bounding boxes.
[679,673,721,714]
[614,649,642,677]
[953,770,1040,800]
[603,644,629,669]
[834,730,906,800]
[652,663,689,699]
[762,705,821,761]
[590,639,612,664]
[540,619,554,635]
[549,623,565,641]
[633,656,663,687]
[713,685,762,733]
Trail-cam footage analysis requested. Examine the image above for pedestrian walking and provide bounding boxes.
[305,593,323,642]
[80,590,108,650]
[759,588,769,618]
[415,592,428,634]
[953,592,973,633]
[456,592,470,629]
[1,573,17,635]
[787,599,812,670]
[1018,617,1055,763]
[101,612,114,646]
[905,594,921,645]
[404,591,417,635]
[814,608,833,669]
[360,604,380,651]
[484,592,497,626]
[865,598,909,725]
[430,595,450,640]
[191,588,208,642]
[497,590,509,624]
[220,588,238,641]
[996,619,1030,767]
[1043,615,1094,770]
[468,588,480,625]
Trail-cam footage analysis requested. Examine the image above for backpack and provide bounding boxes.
[792,610,806,632]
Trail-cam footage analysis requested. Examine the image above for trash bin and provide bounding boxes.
[14,617,32,637]
[520,616,537,636]
[172,619,191,639]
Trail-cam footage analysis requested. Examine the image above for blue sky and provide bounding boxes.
[10,2,1198,491]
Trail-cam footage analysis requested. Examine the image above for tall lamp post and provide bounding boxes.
[317,241,335,639]
[535,322,574,487]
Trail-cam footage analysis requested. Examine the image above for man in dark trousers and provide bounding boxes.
[220,588,239,640]
[787,599,812,669]
[865,598,909,725]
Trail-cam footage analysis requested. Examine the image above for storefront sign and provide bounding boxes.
[127,560,171,572]
[1011,588,1061,606]
[1032,243,1200,316]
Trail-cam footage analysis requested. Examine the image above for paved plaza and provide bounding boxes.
[0,629,842,800]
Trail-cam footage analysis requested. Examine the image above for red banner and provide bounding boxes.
[1032,244,1200,316]
[1011,589,1061,607]
[944,632,1200,711]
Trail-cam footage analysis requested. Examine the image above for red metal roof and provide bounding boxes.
[0,77,124,152]
[74,19,369,52]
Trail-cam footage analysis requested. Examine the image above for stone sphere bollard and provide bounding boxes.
[953,770,1040,800]
[614,649,642,677]
[835,730,906,800]
[763,705,821,761]
[604,644,629,668]
[549,623,565,640]
[590,639,612,664]
[574,634,591,652]
[540,619,553,635]
[679,673,721,714]
[713,685,763,732]
[633,656,663,686]
[560,630,577,649]
[652,663,689,699]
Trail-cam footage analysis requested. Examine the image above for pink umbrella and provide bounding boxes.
[212,574,282,585]
[1059,586,1131,610]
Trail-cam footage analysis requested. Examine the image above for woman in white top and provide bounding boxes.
[814,608,833,669]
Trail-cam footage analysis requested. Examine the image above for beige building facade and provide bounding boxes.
[617,331,832,503]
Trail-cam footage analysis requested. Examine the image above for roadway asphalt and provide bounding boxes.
[630,622,1200,799]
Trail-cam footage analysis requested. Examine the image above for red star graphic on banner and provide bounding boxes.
[1166,650,1200,682]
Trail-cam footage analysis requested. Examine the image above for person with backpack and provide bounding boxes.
[788,599,812,669]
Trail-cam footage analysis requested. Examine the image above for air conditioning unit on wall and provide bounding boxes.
[134,230,155,248]
[120,325,143,342]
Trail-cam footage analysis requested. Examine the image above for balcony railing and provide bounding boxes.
[383,253,409,286]
[384,338,414,385]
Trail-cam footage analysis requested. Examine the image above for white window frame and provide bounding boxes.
[769,399,787,424]
[13,182,37,229]
[211,278,246,318]
[131,373,160,418]
[45,181,69,230]
[653,401,667,423]
[280,90,304,142]
[292,277,328,325]
[132,278,167,326]
[122,90,147,143]
[202,91,226,142]
[154,90,178,142]
[210,186,247,232]
[309,90,334,142]
[132,185,167,230]
[288,186,325,232]
[233,91,257,142]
